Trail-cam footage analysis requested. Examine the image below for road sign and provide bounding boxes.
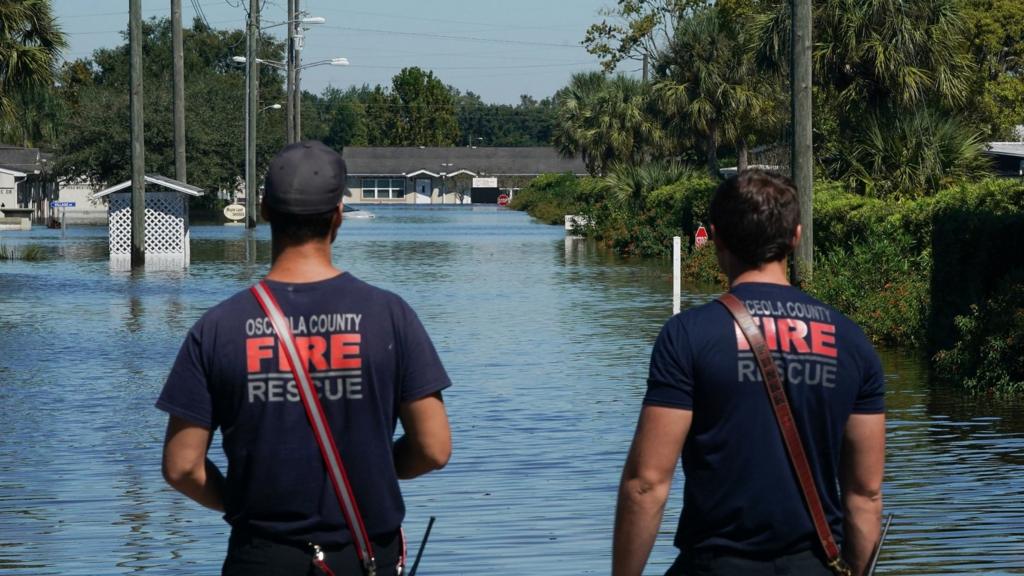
[223,204,246,221]
[50,201,76,208]
[497,193,510,207]
[695,225,709,248]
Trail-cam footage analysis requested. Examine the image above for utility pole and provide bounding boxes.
[642,54,649,82]
[246,0,260,228]
[790,0,813,283]
[294,0,303,141]
[286,0,296,143]
[130,0,146,267]
[172,0,186,183]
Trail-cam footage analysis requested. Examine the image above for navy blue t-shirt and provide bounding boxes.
[645,282,884,557]
[156,273,451,546]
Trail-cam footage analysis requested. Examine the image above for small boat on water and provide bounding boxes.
[343,204,375,219]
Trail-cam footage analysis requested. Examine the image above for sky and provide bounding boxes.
[54,0,628,105]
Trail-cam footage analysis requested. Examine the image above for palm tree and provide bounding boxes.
[844,110,988,198]
[655,4,772,178]
[0,0,67,143]
[554,72,662,175]
[553,71,606,173]
[756,0,972,112]
[598,160,695,214]
[754,0,976,190]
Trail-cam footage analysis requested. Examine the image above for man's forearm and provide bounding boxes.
[168,458,226,512]
[612,477,669,576]
[843,492,882,575]
[393,434,447,479]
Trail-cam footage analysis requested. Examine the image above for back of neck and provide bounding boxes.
[265,241,342,284]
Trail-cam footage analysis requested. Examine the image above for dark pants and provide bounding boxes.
[223,528,404,576]
[665,548,832,576]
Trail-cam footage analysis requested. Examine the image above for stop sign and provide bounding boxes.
[497,193,510,206]
[695,225,709,248]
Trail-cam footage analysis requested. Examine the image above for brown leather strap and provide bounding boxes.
[718,293,847,571]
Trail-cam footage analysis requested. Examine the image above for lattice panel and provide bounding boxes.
[108,194,132,255]
[106,192,185,258]
[144,193,184,254]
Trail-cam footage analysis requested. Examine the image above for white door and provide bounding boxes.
[415,179,432,204]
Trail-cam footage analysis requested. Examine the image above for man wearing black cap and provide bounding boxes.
[158,141,452,575]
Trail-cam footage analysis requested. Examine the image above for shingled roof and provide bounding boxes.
[342,146,587,177]
[0,145,43,174]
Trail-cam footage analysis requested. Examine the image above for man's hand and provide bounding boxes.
[613,405,691,576]
[840,413,885,575]
[394,392,451,479]
[161,415,226,512]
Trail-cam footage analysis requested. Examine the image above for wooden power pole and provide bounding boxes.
[294,0,303,141]
[286,0,296,143]
[172,0,186,183]
[130,0,146,267]
[790,0,813,283]
[246,0,260,228]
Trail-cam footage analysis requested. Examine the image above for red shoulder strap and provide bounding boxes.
[251,281,377,575]
[718,293,850,575]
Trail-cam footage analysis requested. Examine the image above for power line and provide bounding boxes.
[319,25,583,49]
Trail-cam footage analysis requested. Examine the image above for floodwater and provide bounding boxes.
[1,206,1022,575]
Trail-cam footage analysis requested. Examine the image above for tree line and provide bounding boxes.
[1,9,558,197]
[3,0,1022,200]
[567,0,1024,198]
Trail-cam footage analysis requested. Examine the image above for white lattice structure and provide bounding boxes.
[94,175,204,270]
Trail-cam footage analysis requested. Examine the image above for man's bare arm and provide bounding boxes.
[840,413,885,575]
[161,415,226,512]
[613,405,691,576]
[394,392,451,480]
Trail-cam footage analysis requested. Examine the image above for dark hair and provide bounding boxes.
[265,206,338,247]
[709,169,800,267]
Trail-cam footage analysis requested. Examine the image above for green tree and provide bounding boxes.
[583,0,695,72]
[0,0,67,146]
[553,72,662,175]
[755,0,981,194]
[55,18,286,199]
[656,3,775,177]
[959,0,1024,138]
[388,67,459,146]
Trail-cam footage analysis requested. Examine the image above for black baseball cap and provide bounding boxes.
[263,140,348,215]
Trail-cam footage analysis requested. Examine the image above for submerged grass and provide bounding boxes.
[0,243,48,261]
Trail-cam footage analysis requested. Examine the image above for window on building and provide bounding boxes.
[361,178,405,199]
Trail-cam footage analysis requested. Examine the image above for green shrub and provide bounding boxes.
[934,274,1024,395]
[681,242,727,288]
[807,234,931,346]
[508,172,586,225]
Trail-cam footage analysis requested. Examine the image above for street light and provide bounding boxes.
[261,103,282,112]
[262,15,325,29]
[232,55,348,71]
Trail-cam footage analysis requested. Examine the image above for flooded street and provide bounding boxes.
[1,206,1022,575]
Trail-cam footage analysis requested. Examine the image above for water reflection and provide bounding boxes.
[0,208,1021,574]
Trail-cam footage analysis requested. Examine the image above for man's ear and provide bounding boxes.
[329,202,343,243]
[792,224,803,249]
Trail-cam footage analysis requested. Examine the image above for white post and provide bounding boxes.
[673,236,681,315]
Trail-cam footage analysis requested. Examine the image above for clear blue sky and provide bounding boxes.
[54,0,626,104]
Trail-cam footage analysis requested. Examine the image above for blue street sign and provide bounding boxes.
[50,201,76,208]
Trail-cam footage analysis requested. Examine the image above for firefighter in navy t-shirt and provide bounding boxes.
[613,170,885,576]
[157,141,452,575]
